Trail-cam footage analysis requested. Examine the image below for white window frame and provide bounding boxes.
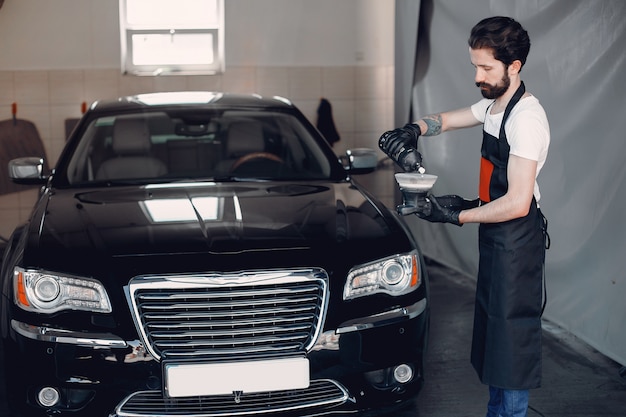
[119,0,225,76]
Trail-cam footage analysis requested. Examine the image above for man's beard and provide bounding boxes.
[476,72,510,99]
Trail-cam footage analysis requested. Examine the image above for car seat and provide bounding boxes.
[215,121,266,173]
[95,117,167,180]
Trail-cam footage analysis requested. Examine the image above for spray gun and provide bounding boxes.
[378,126,437,216]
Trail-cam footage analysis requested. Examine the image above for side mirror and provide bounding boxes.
[343,148,378,174]
[8,157,48,184]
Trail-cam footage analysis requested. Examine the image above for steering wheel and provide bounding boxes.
[230,152,284,172]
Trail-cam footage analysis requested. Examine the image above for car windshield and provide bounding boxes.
[63,109,335,185]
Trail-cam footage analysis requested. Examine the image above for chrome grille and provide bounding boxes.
[114,379,348,417]
[126,269,328,361]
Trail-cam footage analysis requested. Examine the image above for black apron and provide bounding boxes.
[470,82,546,390]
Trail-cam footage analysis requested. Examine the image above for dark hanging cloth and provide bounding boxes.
[0,118,49,195]
[316,98,340,147]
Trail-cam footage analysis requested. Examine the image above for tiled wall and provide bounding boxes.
[0,66,397,239]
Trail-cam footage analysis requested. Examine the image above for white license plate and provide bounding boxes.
[164,357,310,398]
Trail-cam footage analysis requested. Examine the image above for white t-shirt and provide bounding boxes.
[470,95,550,202]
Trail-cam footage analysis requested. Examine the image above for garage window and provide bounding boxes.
[119,0,225,76]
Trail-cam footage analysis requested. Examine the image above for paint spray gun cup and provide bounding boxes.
[394,173,438,216]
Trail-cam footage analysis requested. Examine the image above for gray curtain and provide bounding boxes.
[395,0,626,366]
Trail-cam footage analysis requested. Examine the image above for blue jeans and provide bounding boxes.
[486,386,529,417]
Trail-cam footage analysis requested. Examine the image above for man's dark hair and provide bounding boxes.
[468,16,530,70]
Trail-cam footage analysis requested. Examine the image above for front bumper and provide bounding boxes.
[8,299,428,416]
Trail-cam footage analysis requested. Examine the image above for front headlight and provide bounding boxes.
[14,267,112,314]
[343,251,420,300]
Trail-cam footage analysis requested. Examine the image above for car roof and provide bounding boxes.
[88,91,296,113]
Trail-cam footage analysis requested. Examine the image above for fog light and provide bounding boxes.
[393,364,413,384]
[37,387,60,407]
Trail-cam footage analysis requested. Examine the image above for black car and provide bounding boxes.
[1,92,429,417]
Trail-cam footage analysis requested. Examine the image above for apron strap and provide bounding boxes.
[539,207,550,316]
[498,81,526,140]
[478,81,526,202]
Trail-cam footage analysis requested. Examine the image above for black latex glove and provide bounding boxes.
[435,195,480,211]
[402,122,422,139]
[378,123,422,172]
[416,195,462,226]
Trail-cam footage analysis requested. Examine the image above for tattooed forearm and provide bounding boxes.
[421,114,443,136]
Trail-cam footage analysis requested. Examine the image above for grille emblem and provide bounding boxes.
[233,390,243,403]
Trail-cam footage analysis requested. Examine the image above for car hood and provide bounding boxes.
[27,181,406,270]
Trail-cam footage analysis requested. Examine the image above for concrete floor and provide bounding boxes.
[374,258,626,417]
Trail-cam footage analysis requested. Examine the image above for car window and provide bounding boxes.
[64,110,333,185]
